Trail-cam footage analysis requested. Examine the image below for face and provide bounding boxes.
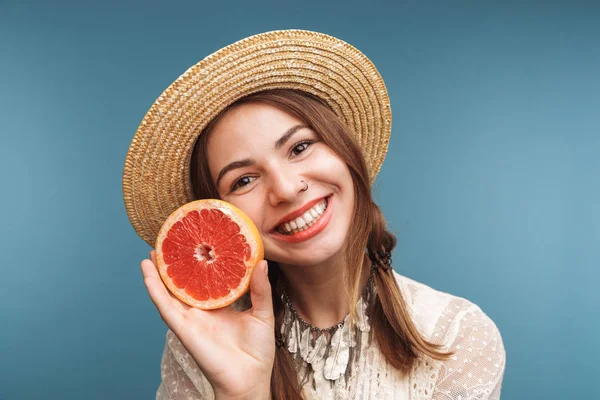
[206,102,355,266]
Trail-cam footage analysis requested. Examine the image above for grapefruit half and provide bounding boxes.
[155,199,264,310]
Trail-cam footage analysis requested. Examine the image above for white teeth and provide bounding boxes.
[277,197,329,235]
[296,218,306,228]
[302,212,314,223]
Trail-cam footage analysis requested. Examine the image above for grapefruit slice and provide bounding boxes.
[155,199,264,310]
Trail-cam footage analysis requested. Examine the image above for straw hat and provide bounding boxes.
[123,29,392,247]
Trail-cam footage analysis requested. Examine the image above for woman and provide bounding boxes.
[124,30,506,399]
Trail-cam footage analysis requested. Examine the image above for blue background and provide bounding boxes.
[1,1,598,399]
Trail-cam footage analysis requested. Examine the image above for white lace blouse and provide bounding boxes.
[156,272,506,399]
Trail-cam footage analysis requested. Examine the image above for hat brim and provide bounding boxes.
[122,29,391,247]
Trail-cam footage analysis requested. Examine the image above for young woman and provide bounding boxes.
[125,30,506,399]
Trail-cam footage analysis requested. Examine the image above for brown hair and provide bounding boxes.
[190,89,451,399]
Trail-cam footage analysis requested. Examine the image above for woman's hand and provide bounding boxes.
[141,250,275,400]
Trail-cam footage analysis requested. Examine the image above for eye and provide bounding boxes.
[291,140,314,156]
[230,175,256,192]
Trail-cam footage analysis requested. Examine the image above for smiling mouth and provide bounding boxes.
[274,197,329,235]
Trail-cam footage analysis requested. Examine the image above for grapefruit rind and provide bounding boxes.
[155,199,264,310]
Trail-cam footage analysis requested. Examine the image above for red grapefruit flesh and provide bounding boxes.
[155,199,264,310]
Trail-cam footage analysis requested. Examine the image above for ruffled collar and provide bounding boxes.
[278,273,376,382]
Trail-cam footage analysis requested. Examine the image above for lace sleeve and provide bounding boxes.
[156,330,215,400]
[432,301,506,400]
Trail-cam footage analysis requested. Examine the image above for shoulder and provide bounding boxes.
[393,272,502,344]
[393,272,506,399]
[393,272,458,338]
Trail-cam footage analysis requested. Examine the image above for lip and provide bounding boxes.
[271,195,333,243]
[272,195,330,230]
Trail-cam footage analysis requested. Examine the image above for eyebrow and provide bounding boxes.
[215,124,307,189]
[274,124,307,150]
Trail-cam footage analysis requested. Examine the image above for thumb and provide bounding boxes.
[249,260,274,324]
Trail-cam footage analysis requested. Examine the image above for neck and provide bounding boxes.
[277,251,371,329]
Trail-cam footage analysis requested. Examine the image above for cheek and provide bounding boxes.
[313,148,349,177]
[317,149,355,209]
[316,150,354,191]
[226,197,266,233]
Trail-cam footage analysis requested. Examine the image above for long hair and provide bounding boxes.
[190,89,451,399]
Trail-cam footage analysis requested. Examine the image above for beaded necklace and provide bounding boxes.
[278,272,375,381]
[276,250,392,382]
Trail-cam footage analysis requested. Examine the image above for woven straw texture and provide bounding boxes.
[123,29,392,247]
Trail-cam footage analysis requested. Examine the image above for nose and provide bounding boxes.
[267,170,307,207]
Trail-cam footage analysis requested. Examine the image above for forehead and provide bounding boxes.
[213,102,301,139]
[206,102,303,161]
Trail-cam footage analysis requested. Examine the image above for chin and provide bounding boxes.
[264,234,348,267]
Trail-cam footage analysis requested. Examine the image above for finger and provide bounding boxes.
[140,258,185,330]
[249,260,274,325]
[150,250,191,312]
[148,250,190,311]
[140,258,174,313]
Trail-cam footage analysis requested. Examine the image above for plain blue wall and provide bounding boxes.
[1,1,598,399]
